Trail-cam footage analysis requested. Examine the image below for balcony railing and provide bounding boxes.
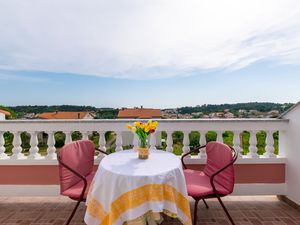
[0,118,288,164]
[1,106,300,205]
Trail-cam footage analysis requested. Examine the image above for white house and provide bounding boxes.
[0,109,11,120]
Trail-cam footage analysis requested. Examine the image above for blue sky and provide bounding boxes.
[1,61,299,108]
[0,0,300,108]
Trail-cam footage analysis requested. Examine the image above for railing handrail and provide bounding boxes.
[0,118,289,161]
[0,118,289,132]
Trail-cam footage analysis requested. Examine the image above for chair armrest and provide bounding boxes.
[181,145,206,169]
[95,148,108,155]
[210,146,238,193]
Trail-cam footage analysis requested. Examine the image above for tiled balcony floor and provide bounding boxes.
[0,196,300,225]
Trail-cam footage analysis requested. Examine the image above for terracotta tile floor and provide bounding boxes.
[0,196,300,225]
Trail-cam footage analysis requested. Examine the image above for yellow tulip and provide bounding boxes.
[149,125,155,130]
[145,126,150,133]
[132,127,137,132]
[126,124,132,130]
[134,121,140,127]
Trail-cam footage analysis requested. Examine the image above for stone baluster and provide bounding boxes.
[115,131,123,151]
[28,131,43,159]
[133,133,139,150]
[233,131,243,158]
[216,131,223,143]
[264,131,276,158]
[166,131,173,152]
[0,131,9,159]
[98,131,106,152]
[149,132,157,150]
[64,131,72,144]
[247,131,259,158]
[199,131,207,158]
[46,131,57,160]
[182,131,190,154]
[82,132,89,140]
[11,131,26,159]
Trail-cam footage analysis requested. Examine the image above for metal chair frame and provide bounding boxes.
[57,148,108,225]
[181,144,238,225]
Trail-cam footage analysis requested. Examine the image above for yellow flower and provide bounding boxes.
[144,126,150,133]
[149,121,158,129]
[134,121,140,128]
[126,124,132,130]
[126,120,158,136]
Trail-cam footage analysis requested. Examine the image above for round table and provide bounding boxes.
[84,150,192,225]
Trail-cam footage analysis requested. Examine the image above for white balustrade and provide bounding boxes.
[46,131,56,160]
[64,131,72,144]
[149,132,157,150]
[199,131,207,158]
[264,131,276,158]
[82,132,89,140]
[216,131,223,143]
[115,131,123,151]
[166,131,173,152]
[133,133,139,150]
[247,131,259,158]
[11,131,26,159]
[98,131,106,152]
[233,131,243,158]
[0,119,289,163]
[0,131,9,159]
[28,132,43,159]
[182,131,190,154]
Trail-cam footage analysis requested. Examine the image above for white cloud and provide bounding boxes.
[0,0,300,79]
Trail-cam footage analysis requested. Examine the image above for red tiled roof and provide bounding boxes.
[37,112,91,119]
[118,108,161,119]
[0,109,11,116]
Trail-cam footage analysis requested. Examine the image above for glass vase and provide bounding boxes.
[138,138,149,159]
[138,147,149,159]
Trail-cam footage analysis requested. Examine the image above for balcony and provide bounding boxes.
[1,104,300,224]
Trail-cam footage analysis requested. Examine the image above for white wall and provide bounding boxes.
[281,104,300,205]
[0,112,5,120]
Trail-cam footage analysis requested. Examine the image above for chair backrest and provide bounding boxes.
[203,141,236,194]
[58,140,95,194]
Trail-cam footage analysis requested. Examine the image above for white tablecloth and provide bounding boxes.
[84,150,192,225]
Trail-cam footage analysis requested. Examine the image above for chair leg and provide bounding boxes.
[216,196,235,225]
[202,199,209,209]
[193,198,200,225]
[65,200,82,225]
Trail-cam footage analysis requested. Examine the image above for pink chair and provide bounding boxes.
[181,141,238,225]
[57,140,108,225]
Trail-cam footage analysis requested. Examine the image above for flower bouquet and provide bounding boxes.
[126,120,158,159]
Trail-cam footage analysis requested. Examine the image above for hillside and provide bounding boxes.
[7,105,117,119]
[5,102,295,119]
[177,102,294,114]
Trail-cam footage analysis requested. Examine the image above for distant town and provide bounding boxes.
[0,102,294,120]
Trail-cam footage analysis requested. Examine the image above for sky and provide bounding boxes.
[0,0,300,108]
